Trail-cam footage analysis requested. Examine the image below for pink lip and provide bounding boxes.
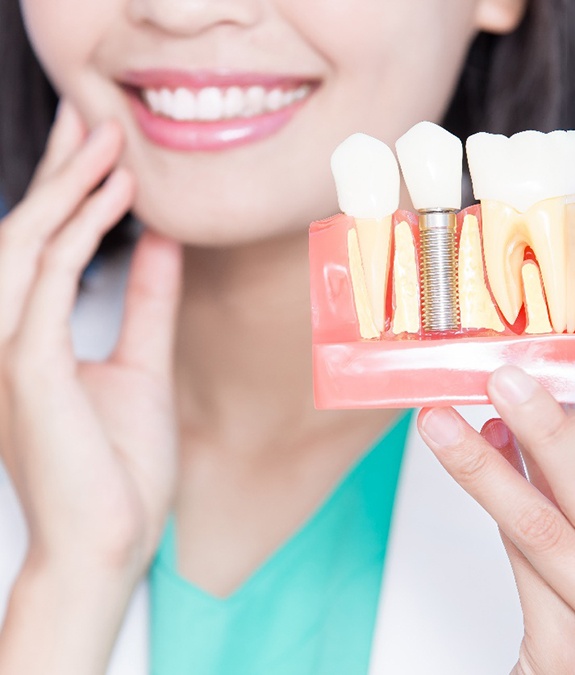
[122,69,317,152]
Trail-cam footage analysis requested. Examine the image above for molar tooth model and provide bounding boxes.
[309,122,575,408]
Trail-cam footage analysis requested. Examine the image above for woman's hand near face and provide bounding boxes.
[418,366,575,675]
[0,101,182,674]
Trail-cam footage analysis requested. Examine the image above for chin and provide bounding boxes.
[132,194,296,248]
[130,169,339,248]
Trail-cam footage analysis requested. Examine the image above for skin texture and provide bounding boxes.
[5,0,574,674]
[21,0,506,245]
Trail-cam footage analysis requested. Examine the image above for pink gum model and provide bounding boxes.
[309,205,575,408]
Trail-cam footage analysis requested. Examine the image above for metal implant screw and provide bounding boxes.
[419,209,460,333]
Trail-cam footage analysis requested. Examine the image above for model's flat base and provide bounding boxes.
[313,334,575,408]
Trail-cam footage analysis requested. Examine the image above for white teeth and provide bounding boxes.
[331,133,400,219]
[172,87,196,121]
[282,90,295,107]
[266,88,284,111]
[159,88,173,116]
[141,83,312,122]
[467,130,575,213]
[144,89,161,114]
[395,121,463,211]
[468,130,575,332]
[196,87,223,121]
[224,87,244,118]
[244,86,266,116]
[293,85,310,101]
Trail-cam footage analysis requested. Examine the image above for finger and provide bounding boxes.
[482,417,558,506]
[112,230,183,380]
[488,366,575,521]
[482,421,575,670]
[0,121,124,341]
[28,100,87,189]
[501,531,575,671]
[418,407,575,609]
[481,418,526,475]
[14,169,135,361]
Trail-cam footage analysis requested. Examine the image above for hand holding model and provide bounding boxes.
[311,122,575,673]
[420,381,575,675]
[0,102,182,674]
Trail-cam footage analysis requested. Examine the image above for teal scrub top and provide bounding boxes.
[149,412,411,675]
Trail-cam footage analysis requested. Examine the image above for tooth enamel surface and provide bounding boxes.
[480,197,569,332]
[331,133,400,219]
[522,261,553,334]
[348,228,380,339]
[392,221,420,334]
[266,88,283,111]
[173,87,196,121]
[144,89,161,114]
[395,121,462,210]
[458,215,504,332]
[224,87,244,118]
[142,84,311,121]
[467,130,574,213]
[159,88,173,116]
[244,86,266,116]
[293,85,309,101]
[197,87,224,121]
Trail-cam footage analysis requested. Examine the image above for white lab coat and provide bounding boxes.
[0,252,523,674]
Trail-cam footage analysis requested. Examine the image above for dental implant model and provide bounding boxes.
[309,122,575,408]
[395,122,462,333]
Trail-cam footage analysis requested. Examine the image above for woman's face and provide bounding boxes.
[20,0,524,246]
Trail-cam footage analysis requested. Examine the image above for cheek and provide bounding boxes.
[281,0,478,127]
[19,0,104,93]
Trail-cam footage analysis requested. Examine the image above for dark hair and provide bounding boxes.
[444,0,574,138]
[0,0,573,219]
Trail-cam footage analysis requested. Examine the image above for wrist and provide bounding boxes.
[0,556,140,675]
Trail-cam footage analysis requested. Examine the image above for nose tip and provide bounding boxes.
[128,0,262,37]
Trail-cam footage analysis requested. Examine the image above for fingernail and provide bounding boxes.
[482,419,524,474]
[491,366,538,405]
[420,408,463,447]
[481,419,510,450]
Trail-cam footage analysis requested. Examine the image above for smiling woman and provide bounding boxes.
[0,0,573,227]
[0,1,574,674]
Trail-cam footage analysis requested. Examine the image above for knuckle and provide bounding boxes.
[41,242,78,277]
[3,338,34,377]
[454,446,491,484]
[0,208,46,255]
[514,503,565,554]
[0,218,24,250]
[529,411,569,449]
